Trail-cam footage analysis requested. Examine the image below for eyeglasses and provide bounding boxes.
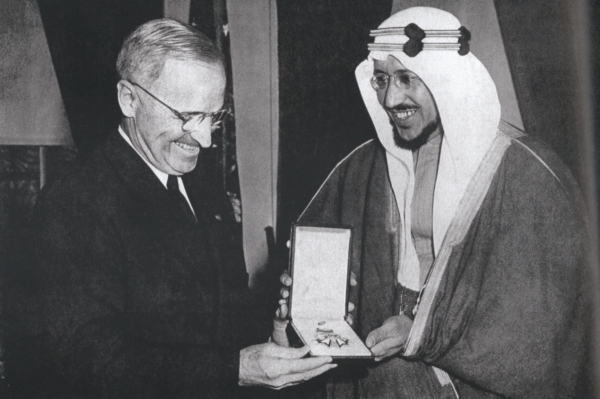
[129,81,229,129]
[370,72,420,91]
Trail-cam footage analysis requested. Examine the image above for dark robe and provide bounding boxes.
[298,132,591,398]
[7,131,271,399]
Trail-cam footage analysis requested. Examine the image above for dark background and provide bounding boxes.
[276,0,393,246]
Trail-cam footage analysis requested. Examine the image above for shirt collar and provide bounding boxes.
[118,125,169,188]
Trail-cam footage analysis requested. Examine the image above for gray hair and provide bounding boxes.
[116,18,223,85]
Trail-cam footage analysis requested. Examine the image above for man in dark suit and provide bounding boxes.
[10,19,335,398]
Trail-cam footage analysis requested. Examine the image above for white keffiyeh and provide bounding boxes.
[355,7,501,291]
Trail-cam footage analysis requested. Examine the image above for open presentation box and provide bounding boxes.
[288,224,373,358]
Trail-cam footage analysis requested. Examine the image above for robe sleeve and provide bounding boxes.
[415,142,592,398]
[299,142,379,227]
[298,165,344,226]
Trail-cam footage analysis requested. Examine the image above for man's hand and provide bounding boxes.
[272,311,290,347]
[239,343,336,389]
[365,314,413,361]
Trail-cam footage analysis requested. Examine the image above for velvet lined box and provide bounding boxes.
[288,224,373,358]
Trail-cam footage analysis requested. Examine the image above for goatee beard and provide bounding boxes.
[392,117,441,151]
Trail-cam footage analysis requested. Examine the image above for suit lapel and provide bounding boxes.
[182,166,210,225]
[101,131,213,273]
[102,131,173,216]
[102,131,210,226]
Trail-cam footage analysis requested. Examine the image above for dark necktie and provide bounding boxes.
[167,175,197,223]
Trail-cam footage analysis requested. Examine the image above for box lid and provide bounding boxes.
[289,225,352,321]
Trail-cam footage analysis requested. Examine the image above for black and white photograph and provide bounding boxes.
[0,0,599,398]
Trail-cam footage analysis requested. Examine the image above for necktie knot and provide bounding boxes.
[167,174,179,192]
[166,175,197,223]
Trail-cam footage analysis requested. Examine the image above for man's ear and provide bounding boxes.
[117,80,137,118]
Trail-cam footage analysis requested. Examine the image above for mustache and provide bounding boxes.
[386,104,419,113]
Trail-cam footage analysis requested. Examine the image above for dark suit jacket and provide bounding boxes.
[10,131,268,398]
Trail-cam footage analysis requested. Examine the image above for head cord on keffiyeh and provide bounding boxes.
[355,7,501,291]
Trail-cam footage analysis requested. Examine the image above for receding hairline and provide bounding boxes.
[116,18,224,85]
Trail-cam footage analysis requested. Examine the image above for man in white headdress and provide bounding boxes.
[278,6,591,398]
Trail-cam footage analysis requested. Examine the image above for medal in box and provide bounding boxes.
[288,224,373,358]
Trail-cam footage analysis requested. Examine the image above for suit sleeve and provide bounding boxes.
[27,181,250,399]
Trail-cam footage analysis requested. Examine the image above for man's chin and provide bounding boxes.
[165,157,198,175]
[392,119,441,151]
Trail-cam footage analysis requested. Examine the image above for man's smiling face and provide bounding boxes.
[125,58,226,175]
[373,55,440,147]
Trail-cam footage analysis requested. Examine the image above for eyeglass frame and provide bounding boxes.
[370,71,420,92]
[128,80,230,128]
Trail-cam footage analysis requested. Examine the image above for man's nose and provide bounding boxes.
[186,118,212,148]
[384,80,408,109]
